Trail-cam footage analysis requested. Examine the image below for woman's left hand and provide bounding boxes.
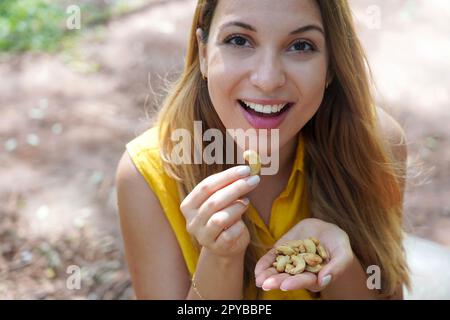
[254,218,354,292]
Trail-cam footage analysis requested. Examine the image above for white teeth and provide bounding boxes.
[241,100,288,114]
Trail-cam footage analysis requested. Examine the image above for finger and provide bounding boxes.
[316,248,350,287]
[279,272,321,292]
[200,200,249,244]
[261,273,291,291]
[214,220,246,252]
[181,166,251,212]
[255,248,276,277]
[195,174,260,226]
[255,267,278,288]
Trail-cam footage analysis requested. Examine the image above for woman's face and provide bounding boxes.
[197,0,330,154]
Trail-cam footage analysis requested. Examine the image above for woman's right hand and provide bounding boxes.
[180,165,260,257]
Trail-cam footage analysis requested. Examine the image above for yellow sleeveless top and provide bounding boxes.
[126,127,314,300]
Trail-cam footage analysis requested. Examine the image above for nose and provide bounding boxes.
[250,52,286,92]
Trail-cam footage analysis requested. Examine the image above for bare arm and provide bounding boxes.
[116,152,247,299]
[187,248,246,300]
[116,151,190,299]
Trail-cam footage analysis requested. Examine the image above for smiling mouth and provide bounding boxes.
[237,100,293,118]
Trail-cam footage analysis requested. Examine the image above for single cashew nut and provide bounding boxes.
[305,264,323,274]
[317,244,329,260]
[301,253,323,267]
[283,240,304,248]
[274,255,290,272]
[276,245,296,256]
[303,239,317,254]
[290,255,306,274]
[243,150,261,176]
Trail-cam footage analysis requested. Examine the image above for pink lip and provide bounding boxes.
[238,101,292,129]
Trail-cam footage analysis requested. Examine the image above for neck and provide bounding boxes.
[262,133,299,181]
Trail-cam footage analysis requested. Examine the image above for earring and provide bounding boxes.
[202,74,207,81]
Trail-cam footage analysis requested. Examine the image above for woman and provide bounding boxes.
[116,0,410,299]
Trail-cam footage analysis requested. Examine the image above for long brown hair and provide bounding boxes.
[157,0,410,297]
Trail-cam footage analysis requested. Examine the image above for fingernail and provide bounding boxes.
[320,274,332,288]
[240,197,250,205]
[245,175,260,186]
[237,166,251,176]
[280,285,289,291]
[262,286,270,291]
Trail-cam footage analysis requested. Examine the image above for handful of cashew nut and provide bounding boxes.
[272,238,329,275]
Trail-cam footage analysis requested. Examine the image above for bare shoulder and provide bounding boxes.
[115,151,190,299]
[375,106,407,162]
[116,151,144,188]
[115,151,158,210]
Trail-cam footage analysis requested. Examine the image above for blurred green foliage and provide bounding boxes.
[0,0,141,53]
[0,0,67,52]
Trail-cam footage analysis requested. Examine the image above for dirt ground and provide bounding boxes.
[0,0,449,299]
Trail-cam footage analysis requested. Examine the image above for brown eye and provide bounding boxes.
[225,35,250,47]
[290,40,315,53]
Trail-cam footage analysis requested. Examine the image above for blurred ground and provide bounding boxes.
[0,0,449,299]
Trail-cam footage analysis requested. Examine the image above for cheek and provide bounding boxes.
[283,62,327,132]
[208,78,234,119]
[206,52,242,125]
[292,87,324,128]
[293,61,327,106]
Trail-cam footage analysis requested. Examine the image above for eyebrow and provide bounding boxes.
[219,21,325,36]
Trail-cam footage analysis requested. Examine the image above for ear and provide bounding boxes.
[196,28,208,78]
